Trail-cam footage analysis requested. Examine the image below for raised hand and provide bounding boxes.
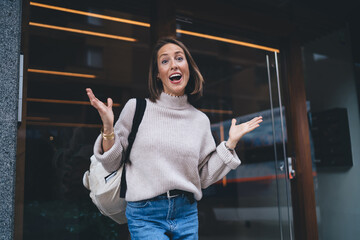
[86,88,114,132]
[226,116,263,149]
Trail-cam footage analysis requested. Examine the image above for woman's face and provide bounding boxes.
[157,43,190,96]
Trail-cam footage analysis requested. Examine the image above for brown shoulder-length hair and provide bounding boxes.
[148,38,204,103]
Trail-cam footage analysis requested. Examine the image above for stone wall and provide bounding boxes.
[0,0,22,239]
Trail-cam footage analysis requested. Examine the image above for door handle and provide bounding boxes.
[279,157,295,179]
[287,157,295,179]
[279,163,285,171]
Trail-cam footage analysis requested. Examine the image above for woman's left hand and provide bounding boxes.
[226,116,263,149]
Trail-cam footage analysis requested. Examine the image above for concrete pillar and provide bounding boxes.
[0,0,22,239]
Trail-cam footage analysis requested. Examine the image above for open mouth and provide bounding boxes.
[169,73,182,82]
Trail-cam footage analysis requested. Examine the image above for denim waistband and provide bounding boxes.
[151,190,195,203]
[158,190,192,198]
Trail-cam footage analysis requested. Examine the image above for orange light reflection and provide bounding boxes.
[28,68,96,78]
[30,2,150,27]
[27,98,121,107]
[27,121,102,128]
[199,108,233,114]
[177,29,280,53]
[29,22,137,42]
[30,1,279,52]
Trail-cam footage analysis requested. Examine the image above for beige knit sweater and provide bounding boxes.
[93,92,241,201]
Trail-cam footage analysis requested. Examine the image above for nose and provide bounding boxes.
[170,59,178,70]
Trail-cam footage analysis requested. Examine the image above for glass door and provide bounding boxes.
[266,52,294,240]
[21,1,293,238]
[177,22,294,240]
[22,1,151,239]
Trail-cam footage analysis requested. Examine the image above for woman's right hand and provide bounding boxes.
[86,88,114,132]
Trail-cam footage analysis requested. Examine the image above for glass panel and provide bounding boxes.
[23,1,150,239]
[267,52,294,240]
[303,28,360,240]
[177,21,293,239]
[23,1,293,238]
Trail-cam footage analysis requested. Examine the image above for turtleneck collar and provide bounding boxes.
[156,92,190,110]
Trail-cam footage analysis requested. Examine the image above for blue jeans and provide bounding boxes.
[126,194,198,239]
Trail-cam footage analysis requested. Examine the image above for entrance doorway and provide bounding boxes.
[177,22,293,239]
[19,1,293,239]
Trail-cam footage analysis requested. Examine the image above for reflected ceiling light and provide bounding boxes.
[177,29,280,53]
[30,2,279,52]
[27,121,102,128]
[29,22,137,42]
[30,2,150,27]
[199,108,233,114]
[313,53,328,62]
[26,116,51,121]
[28,68,96,78]
[27,98,121,107]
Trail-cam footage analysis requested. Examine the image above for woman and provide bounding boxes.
[86,38,262,239]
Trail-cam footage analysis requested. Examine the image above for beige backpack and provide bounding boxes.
[82,98,146,224]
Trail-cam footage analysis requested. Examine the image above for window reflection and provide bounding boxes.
[24,1,289,239]
[24,1,150,239]
[177,21,291,239]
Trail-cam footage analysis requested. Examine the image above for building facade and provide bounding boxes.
[1,0,359,239]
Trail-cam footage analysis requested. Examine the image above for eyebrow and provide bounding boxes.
[159,51,184,58]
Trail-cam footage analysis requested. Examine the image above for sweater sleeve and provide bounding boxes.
[198,117,241,189]
[93,98,136,172]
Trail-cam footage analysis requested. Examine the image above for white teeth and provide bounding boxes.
[170,73,181,77]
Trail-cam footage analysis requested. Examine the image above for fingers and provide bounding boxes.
[241,116,262,133]
[107,98,113,109]
[249,116,263,124]
[231,118,237,126]
[250,117,262,127]
[86,88,105,112]
[86,88,113,107]
[86,88,95,101]
[249,123,260,131]
[252,116,263,125]
[233,116,262,127]
[86,88,99,105]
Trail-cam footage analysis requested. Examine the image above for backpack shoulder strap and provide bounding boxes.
[120,98,146,198]
[125,98,146,160]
